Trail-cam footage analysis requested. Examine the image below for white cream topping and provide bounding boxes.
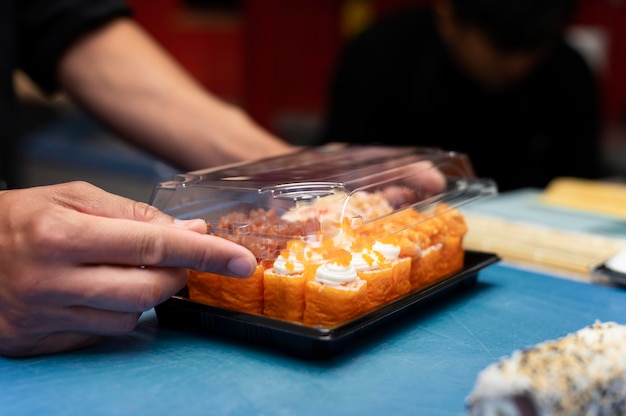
[372,241,400,262]
[272,254,305,275]
[315,261,358,286]
[351,251,377,272]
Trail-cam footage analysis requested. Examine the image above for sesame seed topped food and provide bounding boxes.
[466,321,626,416]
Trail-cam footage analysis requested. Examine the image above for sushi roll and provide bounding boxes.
[303,252,367,328]
[188,263,267,315]
[466,321,626,416]
[263,242,321,323]
[366,239,412,302]
[350,246,393,311]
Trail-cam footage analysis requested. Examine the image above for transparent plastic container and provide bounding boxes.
[150,145,499,358]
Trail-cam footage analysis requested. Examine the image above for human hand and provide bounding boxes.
[0,182,257,357]
[381,160,448,208]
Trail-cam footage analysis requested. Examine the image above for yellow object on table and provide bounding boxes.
[462,214,626,280]
[541,177,626,219]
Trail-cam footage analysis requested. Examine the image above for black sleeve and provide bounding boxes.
[16,0,132,95]
[318,31,384,145]
[317,7,433,146]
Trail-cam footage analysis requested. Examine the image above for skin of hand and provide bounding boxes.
[381,161,448,208]
[56,18,295,171]
[0,182,257,358]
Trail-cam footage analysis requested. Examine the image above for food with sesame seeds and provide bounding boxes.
[466,321,626,416]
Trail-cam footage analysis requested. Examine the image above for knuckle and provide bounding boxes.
[133,280,167,311]
[24,208,74,256]
[132,201,162,222]
[0,313,39,357]
[137,231,167,266]
[132,269,187,310]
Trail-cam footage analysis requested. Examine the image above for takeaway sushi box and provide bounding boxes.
[149,145,499,359]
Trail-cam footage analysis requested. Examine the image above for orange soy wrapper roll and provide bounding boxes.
[364,239,412,302]
[408,254,424,290]
[438,236,465,277]
[188,269,223,307]
[419,246,446,287]
[351,248,392,311]
[188,264,266,315]
[303,278,367,327]
[411,204,467,289]
[357,267,392,311]
[433,203,468,237]
[263,240,324,322]
[217,263,266,315]
[263,262,321,323]
[402,224,439,291]
[413,241,464,289]
[263,270,308,322]
[389,257,412,300]
[417,238,465,289]
[302,253,367,327]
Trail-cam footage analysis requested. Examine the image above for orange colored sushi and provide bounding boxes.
[188,263,267,315]
[262,241,324,322]
[371,239,412,300]
[187,269,223,307]
[303,278,367,327]
[389,256,412,300]
[411,245,445,289]
[413,205,467,287]
[302,253,368,327]
[358,267,392,311]
[351,249,393,311]
[263,269,308,322]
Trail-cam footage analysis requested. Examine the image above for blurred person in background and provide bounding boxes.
[0,0,294,357]
[317,0,606,192]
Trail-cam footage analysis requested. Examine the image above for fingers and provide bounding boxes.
[0,308,142,357]
[54,213,257,277]
[51,307,142,335]
[0,304,140,357]
[20,182,257,277]
[0,333,102,358]
[33,265,189,312]
[52,181,207,229]
[410,160,447,195]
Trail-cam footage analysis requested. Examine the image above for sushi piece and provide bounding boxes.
[303,251,367,328]
[354,239,412,303]
[187,269,222,307]
[390,256,412,299]
[263,241,322,323]
[188,263,267,315]
[466,321,626,416]
[404,204,467,290]
[350,247,393,311]
[433,203,467,280]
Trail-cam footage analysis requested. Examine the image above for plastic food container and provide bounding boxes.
[150,145,499,359]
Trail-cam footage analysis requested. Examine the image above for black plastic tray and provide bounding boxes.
[594,264,626,288]
[155,250,499,359]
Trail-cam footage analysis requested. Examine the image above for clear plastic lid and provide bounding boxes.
[149,145,497,261]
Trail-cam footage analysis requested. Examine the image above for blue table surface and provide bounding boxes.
[3,262,626,416]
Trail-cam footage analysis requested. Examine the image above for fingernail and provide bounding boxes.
[227,256,256,278]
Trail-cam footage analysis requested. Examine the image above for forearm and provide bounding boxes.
[56,18,293,171]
